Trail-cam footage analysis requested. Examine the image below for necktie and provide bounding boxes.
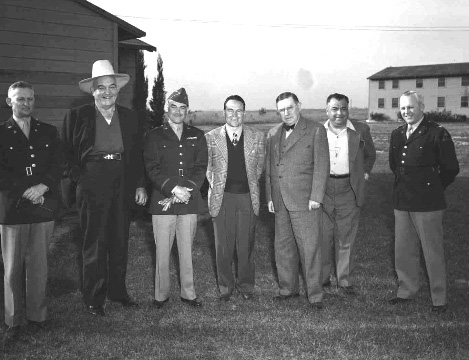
[19,120,30,139]
[232,133,238,146]
[283,123,295,131]
[406,125,413,139]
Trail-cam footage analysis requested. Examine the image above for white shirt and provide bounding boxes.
[225,125,242,143]
[324,119,355,175]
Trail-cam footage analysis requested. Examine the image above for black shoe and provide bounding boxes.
[241,293,254,300]
[27,320,46,334]
[112,298,139,308]
[322,281,332,288]
[181,297,203,308]
[86,305,105,316]
[432,304,447,313]
[152,298,169,309]
[387,297,412,305]
[341,286,358,296]
[219,293,231,302]
[273,293,300,301]
[2,326,20,350]
[310,301,324,310]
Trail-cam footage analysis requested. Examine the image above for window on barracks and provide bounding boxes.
[437,97,445,108]
[378,80,385,89]
[438,77,446,87]
[462,76,469,86]
[378,98,385,108]
[461,96,469,108]
[392,79,399,89]
[416,79,423,88]
[392,98,399,108]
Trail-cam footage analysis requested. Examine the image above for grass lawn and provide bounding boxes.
[1,121,468,359]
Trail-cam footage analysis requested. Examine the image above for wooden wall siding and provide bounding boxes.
[118,48,138,109]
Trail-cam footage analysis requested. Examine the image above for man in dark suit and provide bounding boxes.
[322,93,376,295]
[144,88,207,309]
[1,81,63,346]
[205,95,265,301]
[62,60,147,317]
[388,90,459,313]
[265,92,329,310]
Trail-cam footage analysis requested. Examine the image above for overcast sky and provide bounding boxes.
[89,0,469,110]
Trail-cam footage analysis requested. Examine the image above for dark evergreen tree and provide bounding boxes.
[148,53,166,129]
[133,50,149,129]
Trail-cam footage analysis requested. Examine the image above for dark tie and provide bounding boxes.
[283,123,295,131]
[232,133,238,146]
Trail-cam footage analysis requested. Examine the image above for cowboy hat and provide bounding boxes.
[79,60,130,93]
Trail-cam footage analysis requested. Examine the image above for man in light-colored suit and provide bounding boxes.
[206,95,265,301]
[321,93,376,296]
[266,92,329,310]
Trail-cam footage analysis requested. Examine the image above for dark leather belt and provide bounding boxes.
[397,166,437,175]
[330,174,350,179]
[87,153,122,161]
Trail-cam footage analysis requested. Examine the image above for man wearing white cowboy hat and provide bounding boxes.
[61,60,147,316]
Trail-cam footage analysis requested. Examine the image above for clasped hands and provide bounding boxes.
[158,185,193,211]
[22,184,48,205]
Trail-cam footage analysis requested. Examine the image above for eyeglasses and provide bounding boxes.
[277,105,296,115]
[225,109,244,117]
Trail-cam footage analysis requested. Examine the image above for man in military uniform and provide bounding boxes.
[0,81,63,346]
[388,90,459,313]
[144,88,208,308]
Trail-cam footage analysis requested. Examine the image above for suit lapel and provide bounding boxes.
[407,118,428,143]
[243,127,255,162]
[117,106,131,151]
[271,124,283,163]
[214,125,228,163]
[348,128,360,167]
[282,116,306,154]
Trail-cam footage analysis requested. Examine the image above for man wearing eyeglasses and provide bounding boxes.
[205,95,265,301]
[62,60,147,317]
[265,92,329,310]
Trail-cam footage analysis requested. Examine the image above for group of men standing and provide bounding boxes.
[0,59,459,347]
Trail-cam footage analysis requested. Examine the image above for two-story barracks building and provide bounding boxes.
[368,62,469,120]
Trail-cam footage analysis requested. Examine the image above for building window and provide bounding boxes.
[378,80,385,89]
[391,98,399,108]
[462,76,469,86]
[437,97,445,108]
[392,79,399,89]
[438,77,446,87]
[378,98,385,108]
[462,96,469,107]
[416,79,423,88]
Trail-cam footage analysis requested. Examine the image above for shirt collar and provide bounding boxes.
[408,117,424,130]
[324,119,355,132]
[225,124,242,139]
[168,119,184,131]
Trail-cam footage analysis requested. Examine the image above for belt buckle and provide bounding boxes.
[179,169,184,176]
[26,167,32,176]
[104,154,112,160]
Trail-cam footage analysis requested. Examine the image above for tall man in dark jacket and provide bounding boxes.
[144,88,207,309]
[62,60,147,317]
[388,90,459,313]
[322,93,376,295]
[1,81,63,345]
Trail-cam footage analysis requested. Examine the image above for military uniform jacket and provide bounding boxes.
[0,117,63,224]
[61,103,146,205]
[144,122,208,215]
[389,118,459,212]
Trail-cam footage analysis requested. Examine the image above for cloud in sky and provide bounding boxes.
[296,69,314,91]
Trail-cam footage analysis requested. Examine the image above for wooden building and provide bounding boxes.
[368,62,469,120]
[0,0,156,129]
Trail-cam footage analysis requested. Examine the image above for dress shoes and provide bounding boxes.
[86,305,105,316]
[181,297,203,308]
[387,297,412,305]
[2,325,20,350]
[432,304,447,313]
[112,298,139,308]
[241,293,254,300]
[273,293,300,301]
[219,293,231,302]
[310,301,324,310]
[152,298,169,309]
